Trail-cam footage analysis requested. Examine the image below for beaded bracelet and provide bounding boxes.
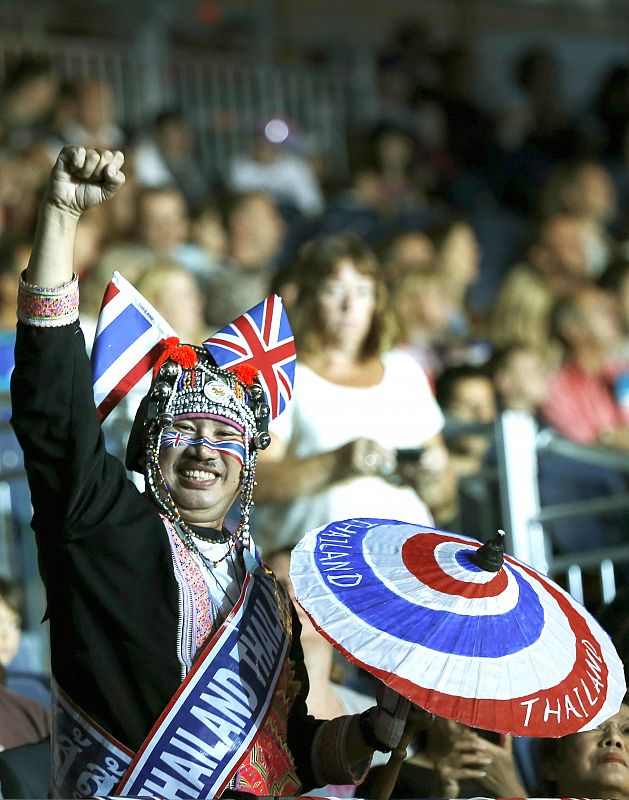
[17,272,79,327]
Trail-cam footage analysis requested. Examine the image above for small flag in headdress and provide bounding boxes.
[92,271,176,422]
[203,295,296,419]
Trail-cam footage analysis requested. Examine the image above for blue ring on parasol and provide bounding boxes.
[313,520,545,658]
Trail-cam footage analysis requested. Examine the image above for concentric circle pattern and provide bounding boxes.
[290,518,626,737]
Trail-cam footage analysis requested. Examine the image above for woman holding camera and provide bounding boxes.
[254,233,458,554]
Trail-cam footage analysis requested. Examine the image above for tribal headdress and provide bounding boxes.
[124,339,272,555]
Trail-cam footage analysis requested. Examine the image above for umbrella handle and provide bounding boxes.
[369,728,414,800]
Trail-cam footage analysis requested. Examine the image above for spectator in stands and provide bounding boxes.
[0,665,50,752]
[0,142,54,238]
[392,270,455,384]
[428,217,485,361]
[189,202,229,268]
[136,185,190,258]
[0,577,50,708]
[228,122,324,217]
[205,191,285,328]
[488,342,629,560]
[363,716,528,799]
[539,160,618,277]
[132,109,209,209]
[489,257,558,356]
[489,212,591,360]
[527,212,591,297]
[379,230,435,287]
[49,78,124,151]
[430,218,481,310]
[134,259,207,345]
[318,158,388,245]
[254,232,458,553]
[368,123,425,218]
[0,55,59,152]
[540,697,629,800]
[98,184,211,282]
[542,283,629,448]
[435,365,497,479]
[489,345,553,417]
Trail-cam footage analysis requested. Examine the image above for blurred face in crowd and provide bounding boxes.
[316,259,377,355]
[531,215,589,295]
[545,704,629,800]
[231,194,285,269]
[576,163,616,225]
[191,208,228,261]
[447,376,497,424]
[494,348,552,413]
[159,417,244,529]
[376,130,415,172]
[9,72,58,123]
[395,273,453,338]
[138,189,189,254]
[384,232,434,284]
[437,222,481,292]
[156,118,192,155]
[151,270,205,344]
[0,598,21,667]
[445,375,497,462]
[562,285,624,354]
[77,79,115,132]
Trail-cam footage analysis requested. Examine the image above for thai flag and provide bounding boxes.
[203,295,296,420]
[91,271,176,422]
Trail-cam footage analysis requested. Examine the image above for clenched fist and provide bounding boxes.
[45,146,125,218]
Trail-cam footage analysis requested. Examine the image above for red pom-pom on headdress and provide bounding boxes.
[230,363,259,385]
[153,337,199,378]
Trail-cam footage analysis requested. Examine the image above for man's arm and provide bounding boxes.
[26,146,125,287]
[12,146,128,537]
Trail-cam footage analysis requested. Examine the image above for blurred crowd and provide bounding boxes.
[0,18,628,798]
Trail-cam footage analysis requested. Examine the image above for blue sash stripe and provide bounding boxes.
[116,573,289,799]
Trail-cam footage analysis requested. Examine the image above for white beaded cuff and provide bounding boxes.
[17,273,79,327]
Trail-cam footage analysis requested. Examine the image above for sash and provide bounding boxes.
[53,570,291,799]
[51,681,133,798]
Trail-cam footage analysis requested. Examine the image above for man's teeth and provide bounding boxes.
[181,469,217,480]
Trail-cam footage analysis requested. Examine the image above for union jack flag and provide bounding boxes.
[203,295,296,420]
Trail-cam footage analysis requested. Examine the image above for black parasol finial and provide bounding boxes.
[470,529,506,572]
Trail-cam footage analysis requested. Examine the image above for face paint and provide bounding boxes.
[160,429,246,466]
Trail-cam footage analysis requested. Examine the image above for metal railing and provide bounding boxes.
[0,33,352,177]
[496,411,629,606]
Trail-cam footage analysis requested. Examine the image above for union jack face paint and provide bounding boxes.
[160,429,246,466]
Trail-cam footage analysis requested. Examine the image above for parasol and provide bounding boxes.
[290,517,626,737]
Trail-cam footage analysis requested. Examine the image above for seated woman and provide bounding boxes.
[254,232,458,554]
[541,696,629,800]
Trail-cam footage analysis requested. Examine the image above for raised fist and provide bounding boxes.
[45,146,125,218]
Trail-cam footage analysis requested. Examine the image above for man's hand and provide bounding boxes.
[45,146,125,218]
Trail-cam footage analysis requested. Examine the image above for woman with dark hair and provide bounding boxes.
[540,695,629,800]
[254,232,457,553]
